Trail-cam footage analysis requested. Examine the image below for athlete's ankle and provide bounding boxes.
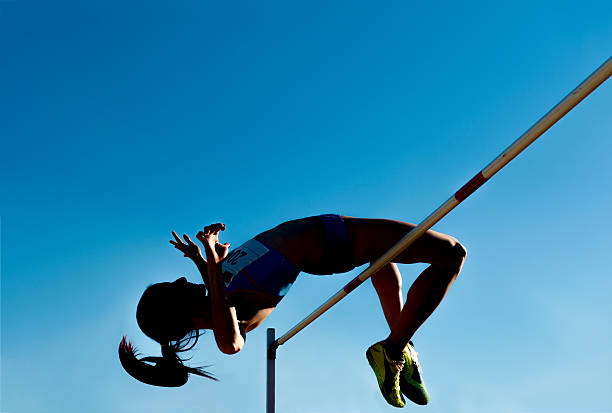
[383,338,404,361]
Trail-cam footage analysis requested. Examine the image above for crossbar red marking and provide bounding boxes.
[343,277,363,294]
[454,172,488,202]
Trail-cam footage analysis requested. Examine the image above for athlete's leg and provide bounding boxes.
[371,259,464,354]
[371,263,403,329]
[386,253,464,354]
[344,217,467,355]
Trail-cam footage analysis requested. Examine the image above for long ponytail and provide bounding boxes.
[118,278,216,387]
[118,335,216,387]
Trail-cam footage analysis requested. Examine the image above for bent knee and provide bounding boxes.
[453,240,467,261]
[440,238,467,271]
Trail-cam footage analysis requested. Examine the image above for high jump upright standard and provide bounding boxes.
[266,56,612,413]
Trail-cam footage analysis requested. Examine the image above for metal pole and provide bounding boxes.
[266,328,277,413]
[276,56,612,347]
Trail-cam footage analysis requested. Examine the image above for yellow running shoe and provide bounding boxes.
[399,341,429,405]
[366,341,406,408]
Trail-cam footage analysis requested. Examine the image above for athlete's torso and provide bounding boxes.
[253,216,325,270]
[221,216,325,330]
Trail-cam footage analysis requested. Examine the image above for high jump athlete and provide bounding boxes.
[119,214,466,407]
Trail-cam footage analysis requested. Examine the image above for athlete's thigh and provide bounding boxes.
[343,217,457,267]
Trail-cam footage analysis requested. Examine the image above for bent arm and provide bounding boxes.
[206,259,245,354]
[195,223,243,354]
[192,255,210,289]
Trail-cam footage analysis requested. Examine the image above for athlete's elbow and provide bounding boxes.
[220,343,242,355]
[218,338,244,354]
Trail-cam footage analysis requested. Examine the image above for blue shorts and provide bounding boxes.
[318,214,356,274]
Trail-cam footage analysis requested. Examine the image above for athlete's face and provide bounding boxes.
[173,280,212,329]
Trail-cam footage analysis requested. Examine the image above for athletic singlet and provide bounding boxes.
[222,239,299,303]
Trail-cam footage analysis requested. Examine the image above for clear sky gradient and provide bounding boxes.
[1,1,611,413]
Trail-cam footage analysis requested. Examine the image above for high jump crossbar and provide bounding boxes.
[266,56,612,413]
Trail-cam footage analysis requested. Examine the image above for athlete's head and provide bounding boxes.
[118,277,216,387]
[136,277,210,342]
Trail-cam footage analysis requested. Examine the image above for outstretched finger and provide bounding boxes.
[170,239,185,251]
[172,231,183,244]
[183,234,195,245]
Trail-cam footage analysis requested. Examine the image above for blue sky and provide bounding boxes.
[1,1,611,412]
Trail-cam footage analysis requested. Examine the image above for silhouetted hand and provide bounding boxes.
[197,223,230,264]
[169,231,203,262]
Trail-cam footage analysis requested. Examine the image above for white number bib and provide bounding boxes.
[221,239,269,285]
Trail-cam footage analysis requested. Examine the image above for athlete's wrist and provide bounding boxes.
[191,253,206,265]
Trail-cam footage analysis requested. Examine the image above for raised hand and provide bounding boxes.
[196,223,230,264]
[169,231,203,262]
